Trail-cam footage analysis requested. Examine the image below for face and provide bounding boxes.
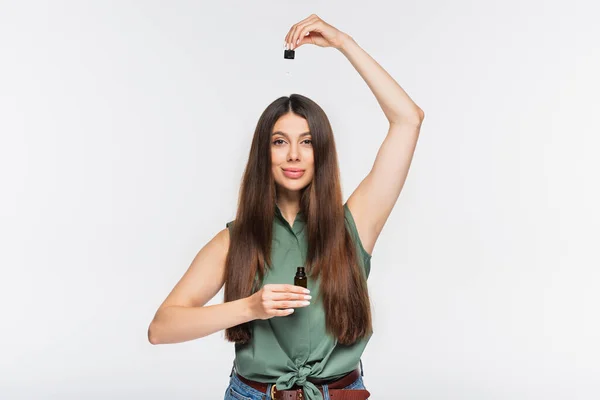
[271,112,315,195]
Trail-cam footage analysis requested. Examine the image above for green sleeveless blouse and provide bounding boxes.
[226,202,372,400]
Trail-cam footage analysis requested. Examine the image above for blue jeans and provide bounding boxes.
[224,361,368,400]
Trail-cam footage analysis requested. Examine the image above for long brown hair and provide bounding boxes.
[224,94,372,345]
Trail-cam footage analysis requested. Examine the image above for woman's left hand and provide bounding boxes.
[285,14,349,51]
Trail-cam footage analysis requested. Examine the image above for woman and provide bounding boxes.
[148,14,424,400]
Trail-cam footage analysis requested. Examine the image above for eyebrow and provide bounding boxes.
[271,131,311,138]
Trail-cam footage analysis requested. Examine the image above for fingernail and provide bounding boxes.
[296,39,300,45]
[304,289,310,293]
[305,295,312,300]
[302,301,310,305]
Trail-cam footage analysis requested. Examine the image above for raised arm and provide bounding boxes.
[340,34,424,255]
[288,15,425,256]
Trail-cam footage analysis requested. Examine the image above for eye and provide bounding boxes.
[272,138,311,146]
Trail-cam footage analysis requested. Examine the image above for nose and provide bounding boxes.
[287,143,300,161]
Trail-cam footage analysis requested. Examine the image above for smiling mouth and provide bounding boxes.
[282,169,305,178]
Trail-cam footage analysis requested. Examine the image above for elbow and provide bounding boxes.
[147,324,158,345]
[147,321,161,345]
[391,107,424,126]
[416,107,425,122]
[409,107,425,125]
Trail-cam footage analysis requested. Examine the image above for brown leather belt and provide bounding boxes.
[236,368,371,400]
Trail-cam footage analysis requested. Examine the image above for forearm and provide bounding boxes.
[148,297,254,344]
[337,34,423,125]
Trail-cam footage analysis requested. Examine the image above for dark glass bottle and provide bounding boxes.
[294,266,307,288]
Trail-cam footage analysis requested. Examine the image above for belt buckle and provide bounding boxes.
[270,385,304,400]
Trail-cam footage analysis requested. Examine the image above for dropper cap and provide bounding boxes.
[284,49,295,59]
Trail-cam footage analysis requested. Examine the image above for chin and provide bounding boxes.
[280,182,309,191]
[276,177,312,191]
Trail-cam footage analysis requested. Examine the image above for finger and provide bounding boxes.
[287,14,315,44]
[287,14,317,49]
[270,300,311,309]
[262,290,311,301]
[291,16,319,49]
[267,284,310,294]
[272,308,295,317]
[295,20,324,50]
[266,283,308,293]
[295,29,314,48]
[270,292,312,301]
[285,20,303,48]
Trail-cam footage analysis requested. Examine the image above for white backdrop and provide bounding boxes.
[1,1,599,399]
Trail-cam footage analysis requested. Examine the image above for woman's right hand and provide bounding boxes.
[248,284,312,320]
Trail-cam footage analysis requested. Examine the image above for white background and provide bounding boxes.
[1,1,599,399]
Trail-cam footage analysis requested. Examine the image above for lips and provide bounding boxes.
[282,168,305,179]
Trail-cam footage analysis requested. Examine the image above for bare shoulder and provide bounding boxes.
[157,227,230,310]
